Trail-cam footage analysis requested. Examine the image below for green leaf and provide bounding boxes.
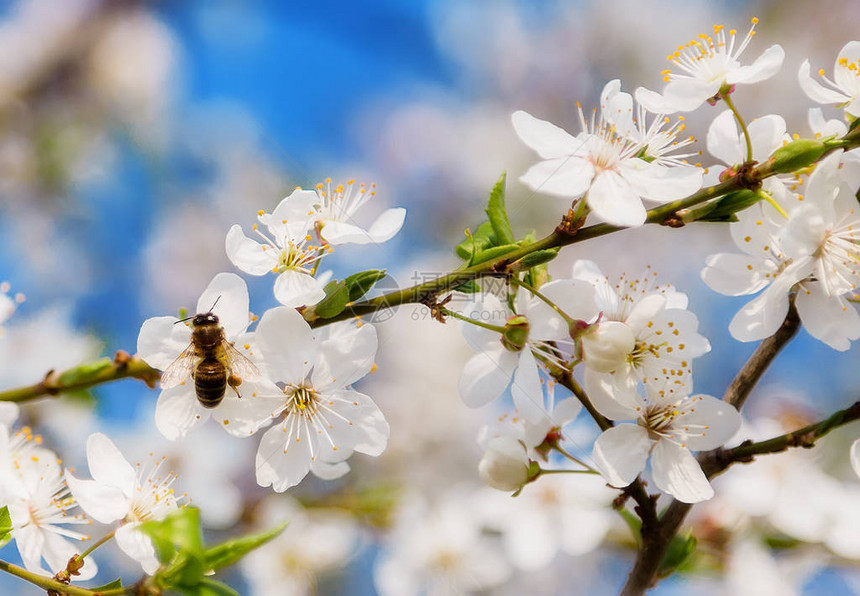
[0,506,12,550]
[452,280,481,293]
[161,549,207,589]
[455,221,496,261]
[510,248,559,271]
[174,578,240,596]
[616,507,642,546]
[314,280,350,319]
[90,578,123,591]
[343,269,387,302]
[204,521,288,572]
[140,508,204,564]
[57,358,113,386]
[485,172,515,245]
[658,530,697,578]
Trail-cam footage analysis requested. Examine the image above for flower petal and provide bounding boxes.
[326,389,390,457]
[458,349,516,408]
[512,110,580,159]
[587,169,646,227]
[851,439,860,479]
[701,253,776,296]
[273,269,327,307]
[154,386,211,440]
[198,272,251,338]
[256,422,314,492]
[798,60,851,105]
[225,224,277,276]
[651,439,713,503]
[519,157,594,198]
[137,316,190,371]
[795,284,860,351]
[216,383,283,437]
[728,44,784,85]
[86,432,137,495]
[254,306,316,384]
[313,322,377,390]
[707,109,744,166]
[116,522,161,575]
[511,349,547,424]
[592,424,651,487]
[64,472,129,524]
[675,395,742,451]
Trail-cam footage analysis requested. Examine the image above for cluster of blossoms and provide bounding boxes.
[138,180,401,492]
[0,402,183,579]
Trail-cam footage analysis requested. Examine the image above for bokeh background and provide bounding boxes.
[2,0,860,594]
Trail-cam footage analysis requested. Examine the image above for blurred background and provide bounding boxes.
[2,0,860,594]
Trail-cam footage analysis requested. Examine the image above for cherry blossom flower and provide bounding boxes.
[639,19,784,113]
[799,41,860,118]
[137,272,271,440]
[0,425,97,580]
[374,492,510,596]
[313,179,405,245]
[512,80,702,227]
[571,260,710,393]
[458,286,595,423]
[65,433,184,575]
[241,496,358,596]
[0,281,24,331]
[226,189,331,307]
[702,151,860,349]
[852,439,860,479]
[479,474,617,571]
[588,377,741,503]
[478,435,532,492]
[237,307,389,492]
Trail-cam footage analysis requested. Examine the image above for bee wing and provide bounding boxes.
[160,343,198,389]
[222,341,261,382]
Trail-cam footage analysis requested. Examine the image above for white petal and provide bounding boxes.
[64,472,129,524]
[592,424,651,487]
[327,389,390,456]
[273,269,327,307]
[154,386,211,440]
[225,224,277,276]
[459,293,509,351]
[707,109,744,165]
[458,350,516,408]
[42,533,98,580]
[727,44,784,85]
[651,439,713,503]
[532,278,598,327]
[314,322,377,390]
[798,59,850,105]
[260,189,319,241]
[0,403,19,428]
[322,208,406,245]
[728,260,811,342]
[624,294,666,333]
[583,369,642,421]
[621,161,703,202]
[13,524,47,575]
[254,306,316,384]
[795,284,860,351]
[834,42,860,91]
[116,523,161,575]
[511,349,547,424]
[511,110,580,159]
[197,272,251,338]
[701,253,775,296]
[86,432,137,495]
[634,87,679,114]
[674,395,742,451]
[748,114,788,161]
[215,386,283,437]
[587,169,646,227]
[255,422,314,492]
[311,459,351,480]
[661,78,721,112]
[551,396,582,427]
[519,157,594,198]
[137,316,190,371]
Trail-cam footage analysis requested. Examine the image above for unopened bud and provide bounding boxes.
[769,139,826,174]
[581,321,635,373]
[501,315,530,352]
[479,435,533,491]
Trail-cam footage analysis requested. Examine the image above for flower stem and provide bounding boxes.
[75,529,116,565]
[721,89,754,162]
[538,468,597,476]
[552,443,595,471]
[439,307,506,334]
[0,559,106,596]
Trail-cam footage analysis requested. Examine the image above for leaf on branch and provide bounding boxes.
[203,521,288,572]
[0,506,12,550]
[455,221,496,262]
[89,578,123,591]
[314,280,350,319]
[657,530,697,578]
[485,171,515,245]
[343,269,387,302]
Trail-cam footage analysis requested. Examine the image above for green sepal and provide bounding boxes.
[510,249,559,271]
[452,280,481,294]
[203,521,288,573]
[657,530,697,578]
[171,578,240,596]
[616,507,643,546]
[313,280,350,319]
[343,269,387,302]
[769,138,826,174]
[695,189,761,221]
[485,172,515,245]
[57,358,113,386]
[455,221,496,261]
[90,579,123,591]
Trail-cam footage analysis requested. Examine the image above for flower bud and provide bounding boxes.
[769,139,826,174]
[501,315,530,352]
[581,320,635,373]
[479,435,532,492]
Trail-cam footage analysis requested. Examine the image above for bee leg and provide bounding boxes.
[228,374,243,398]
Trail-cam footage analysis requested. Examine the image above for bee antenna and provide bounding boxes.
[174,314,195,324]
[208,295,222,313]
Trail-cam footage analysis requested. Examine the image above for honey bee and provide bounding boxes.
[160,310,260,408]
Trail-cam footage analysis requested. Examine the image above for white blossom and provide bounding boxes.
[638,18,784,113]
[312,179,405,245]
[65,433,184,575]
[799,41,860,118]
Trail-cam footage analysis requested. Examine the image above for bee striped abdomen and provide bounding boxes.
[193,358,227,408]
